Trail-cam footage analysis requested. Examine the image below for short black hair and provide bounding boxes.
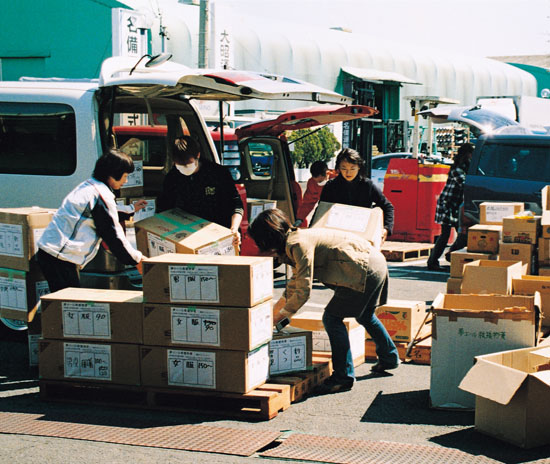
[248,208,292,254]
[92,149,135,183]
[310,160,328,178]
[335,148,366,179]
[173,136,200,164]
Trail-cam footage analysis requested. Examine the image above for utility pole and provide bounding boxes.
[198,0,210,68]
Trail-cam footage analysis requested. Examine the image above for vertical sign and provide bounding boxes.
[112,8,149,59]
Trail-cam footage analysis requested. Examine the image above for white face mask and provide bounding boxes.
[176,161,197,176]
[317,180,327,186]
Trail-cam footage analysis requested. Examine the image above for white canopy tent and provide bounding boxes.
[120,0,537,123]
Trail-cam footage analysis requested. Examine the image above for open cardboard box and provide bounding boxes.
[513,275,550,327]
[462,259,526,295]
[459,345,550,448]
[430,292,541,410]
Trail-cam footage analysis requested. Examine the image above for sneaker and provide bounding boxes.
[313,375,354,395]
[370,361,400,374]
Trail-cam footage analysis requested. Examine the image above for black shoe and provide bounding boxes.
[313,375,354,395]
[371,361,400,374]
[427,263,444,271]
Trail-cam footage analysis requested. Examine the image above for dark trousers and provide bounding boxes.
[37,248,80,292]
[428,224,467,266]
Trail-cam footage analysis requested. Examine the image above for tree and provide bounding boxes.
[287,127,341,168]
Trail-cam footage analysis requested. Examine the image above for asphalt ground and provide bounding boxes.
[1,258,550,463]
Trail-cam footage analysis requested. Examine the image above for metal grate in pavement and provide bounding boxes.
[261,433,500,464]
[0,412,280,456]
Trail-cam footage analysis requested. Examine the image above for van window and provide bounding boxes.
[248,142,275,179]
[476,143,550,182]
[0,102,76,175]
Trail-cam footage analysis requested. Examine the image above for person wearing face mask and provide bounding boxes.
[318,148,394,243]
[294,161,336,228]
[37,149,144,292]
[157,136,244,247]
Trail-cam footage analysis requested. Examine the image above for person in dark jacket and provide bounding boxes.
[319,148,394,242]
[37,149,144,292]
[427,143,474,271]
[157,136,243,247]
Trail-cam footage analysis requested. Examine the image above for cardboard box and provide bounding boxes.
[502,214,540,244]
[40,288,144,344]
[311,202,384,249]
[142,254,273,307]
[247,198,277,223]
[499,241,535,275]
[540,267,550,277]
[135,208,236,258]
[466,224,502,254]
[119,153,144,198]
[462,260,526,295]
[446,277,462,294]
[542,211,550,239]
[513,275,550,327]
[129,197,156,223]
[371,299,428,343]
[269,326,312,375]
[449,249,497,278]
[0,207,55,271]
[538,238,550,266]
[430,293,540,409]
[39,339,141,385]
[289,311,365,366]
[459,345,550,448]
[140,344,269,393]
[0,263,50,322]
[479,202,524,225]
[143,301,272,350]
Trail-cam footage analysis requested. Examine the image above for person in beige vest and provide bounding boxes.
[248,208,399,395]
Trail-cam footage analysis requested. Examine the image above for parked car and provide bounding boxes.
[463,133,550,226]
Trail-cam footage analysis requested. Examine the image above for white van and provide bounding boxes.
[0,55,351,208]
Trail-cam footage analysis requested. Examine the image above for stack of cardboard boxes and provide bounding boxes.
[38,254,281,395]
[141,253,274,393]
[432,200,545,411]
[0,208,55,364]
[39,288,144,386]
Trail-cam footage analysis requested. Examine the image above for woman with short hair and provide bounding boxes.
[37,149,143,292]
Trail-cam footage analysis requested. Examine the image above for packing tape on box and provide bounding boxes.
[0,267,26,280]
[156,213,207,239]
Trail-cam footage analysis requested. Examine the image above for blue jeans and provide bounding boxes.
[321,248,399,381]
[322,309,399,381]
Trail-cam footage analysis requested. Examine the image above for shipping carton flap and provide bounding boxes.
[542,210,550,226]
[542,186,550,211]
[459,358,528,405]
[532,370,550,388]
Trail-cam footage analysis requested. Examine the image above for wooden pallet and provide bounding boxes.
[268,361,331,402]
[381,241,434,262]
[365,338,431,365]
[40,380,290,421]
